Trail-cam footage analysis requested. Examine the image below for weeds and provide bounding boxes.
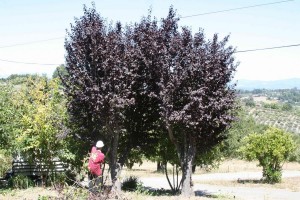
[8,175,34,189]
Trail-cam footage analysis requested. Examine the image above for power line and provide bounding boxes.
[0,0,294,49]
[0,58,61,66]
[235,43,300,53]
[0,1,297,66]
[0,37,64,49]
[1,43,299,65]
[180,0,294,19]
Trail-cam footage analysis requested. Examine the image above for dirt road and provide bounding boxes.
[140,170,300,200]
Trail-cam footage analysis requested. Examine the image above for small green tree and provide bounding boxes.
[239,127,296,183]
[13,76,68,185]
[223,108,268,158]
[52,64,68,79]
[0,82,16,151]
[0,149,12,178]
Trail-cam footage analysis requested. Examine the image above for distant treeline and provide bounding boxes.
[0,74,48,85]
[238,88,300,105]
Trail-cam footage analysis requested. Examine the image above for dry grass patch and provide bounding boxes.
[282,162,300,171]
[0,187,59,200]
[194,177,300,192]
[195,159,262,174]
[122,161,167,178]
[195,159,300,174]
[193,159,300,192]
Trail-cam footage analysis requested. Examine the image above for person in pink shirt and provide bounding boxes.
[88,140,105,193]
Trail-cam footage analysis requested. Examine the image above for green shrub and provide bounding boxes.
[47,172,68,187]
[8,175,34,189]
[290,134,300,163]
[263,103,280,110]
[0,150,12,178]
[121,176,139,191]
[239,127,296,183]
[38,195,50,200]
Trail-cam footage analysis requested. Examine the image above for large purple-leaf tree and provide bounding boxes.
[62,4,237,196]
[136,8,238,196]
[62,5,134,189]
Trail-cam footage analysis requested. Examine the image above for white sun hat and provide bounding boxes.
[96,140,104,148]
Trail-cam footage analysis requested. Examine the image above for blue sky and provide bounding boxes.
[0,0,299,80]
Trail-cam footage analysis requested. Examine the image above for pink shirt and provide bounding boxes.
[88,146,105,176]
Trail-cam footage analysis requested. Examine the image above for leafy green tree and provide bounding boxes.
[194,144,224,172]
[290,134,300,163]
[223,108,268,158]
[13,77,67,184]
[52,64,68,79]
[4,74,41,85]
[0,83,15,150]
[0,149,12,178]
[239,127,296,183]
[0,81,25,176]
[281,103,293,111]
[244,96,255,107]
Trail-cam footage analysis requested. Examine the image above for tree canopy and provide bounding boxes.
[62,5,238,196]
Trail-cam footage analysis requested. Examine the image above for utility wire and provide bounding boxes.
[0,0,294,49]
[0,37,64,49]
[0,0,296,65]
[0,58,61,66]
[235,43,300,53]
[0,43,299,65]
[180,0,294,18]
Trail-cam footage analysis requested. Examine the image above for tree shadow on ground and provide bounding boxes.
[237,179,263,184]
[140,186,179,196]
[141,187,220,198]
[195,190,219,198]
[127,169,147,172]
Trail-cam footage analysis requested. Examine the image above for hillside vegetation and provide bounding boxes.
[246,107,300,135]
[239,88,300,135]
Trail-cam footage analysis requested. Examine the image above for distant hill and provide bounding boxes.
[236,78,300,90]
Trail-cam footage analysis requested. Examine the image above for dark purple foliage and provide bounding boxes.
[62,5,238,195]
[62,5,136,185]
[63,5,134,140]
[129,8,238,195]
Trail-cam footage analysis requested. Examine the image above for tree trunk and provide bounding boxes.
[157,161,164,172]
[192,164,196,173]
[181,137,196,197]
[181,158,194,196]
[109,131,121,192]
[166,122,196,196]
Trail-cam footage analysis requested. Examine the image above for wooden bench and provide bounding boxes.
[0,160,68,186]
[12,160,68,177]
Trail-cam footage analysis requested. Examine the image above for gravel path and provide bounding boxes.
[140,170,300,200]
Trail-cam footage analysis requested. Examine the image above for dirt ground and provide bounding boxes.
[1,159,300,200]
[136,159,300,200]
[0,187,59,200]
